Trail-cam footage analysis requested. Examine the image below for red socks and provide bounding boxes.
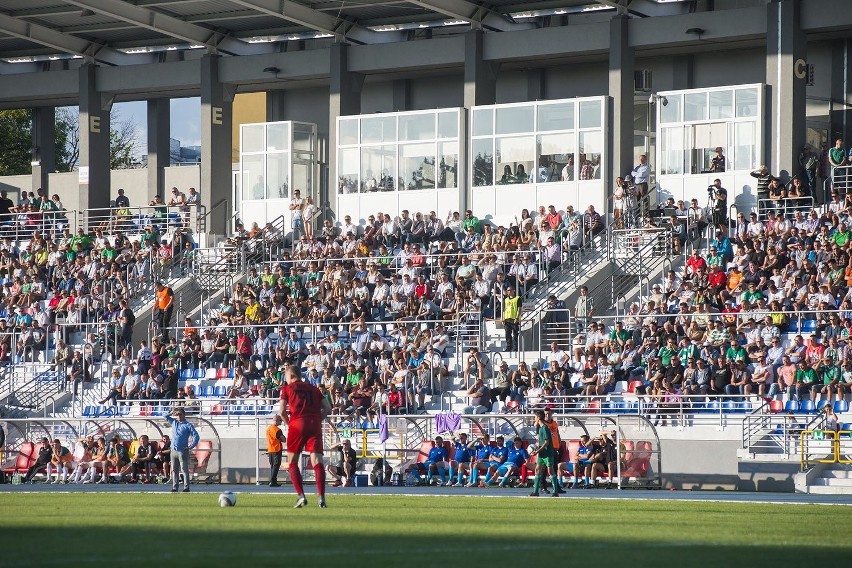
[313,463,326,498]
[288,463,304,496]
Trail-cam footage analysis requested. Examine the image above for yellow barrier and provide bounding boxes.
[800,429,845,470]
[837,430,852,465]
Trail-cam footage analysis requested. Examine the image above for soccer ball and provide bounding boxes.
[218,491,236,507]
[527,444,537,454]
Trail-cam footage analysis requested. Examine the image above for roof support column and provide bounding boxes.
[31,106,56,196]
[200,54,235,236]
[147,98,170,200]
[463,30,498,108]
[328,43,363,219]
[266,90,286,122]
[78,63,111,211]
[830,39,852,146]
[609,14,634,218]
[766,0,806,181]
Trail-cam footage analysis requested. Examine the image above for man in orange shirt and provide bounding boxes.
[154,281,174,341]
[266,414,286,487]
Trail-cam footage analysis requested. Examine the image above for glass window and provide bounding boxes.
[735,88,758,118]
[266,123,289,152]
[399,143,436,191]
[579,100,602,129]
[684,92,708,122]
[659,94,681,124]
[242,124,264,153]
[472,138,493,187]
[689,123,727,174]
[496,105,534,135]
[438,141,458,189]
[472,108,493,137]
[293,124,313,151]
[537,102,574,132]
[578,131,602,180]
[438,111,458,139]
[266,152,289,199]
[242,155,265,200]
[339,119,359,146]
[361,116,396,144]
[399,113,435,142]
[709,90,733,120]
[292,160,311,198]
[338,148,359,195]
[537,133,573,183]
[360,146,396,193]
[660,126,684,175]
[734,122,756,171]
[495,136,534,185]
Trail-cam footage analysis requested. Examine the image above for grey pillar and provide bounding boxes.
[609,15,634,216]
[266,90,286,122]
[31,106,56,194]
[526,69,545,102]
[830,39,852,144]
[765,0,806,180]
[200,54,235,236]
[329,43,363,218]
[392,79,410,112]
[147,98,170,200]
[78,64,111,211]
[463,30,498,108]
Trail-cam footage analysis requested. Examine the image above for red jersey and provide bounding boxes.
[280,380,324,420]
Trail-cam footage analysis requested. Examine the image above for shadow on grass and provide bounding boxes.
[1,526,844,568]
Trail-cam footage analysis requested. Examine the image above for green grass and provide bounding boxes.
[1,493,850,567]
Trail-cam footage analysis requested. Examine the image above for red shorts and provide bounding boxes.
[286,416,323,454]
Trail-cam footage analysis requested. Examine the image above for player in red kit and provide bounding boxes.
[279,365,332,508]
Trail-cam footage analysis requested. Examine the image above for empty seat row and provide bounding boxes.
[179,368,236,380]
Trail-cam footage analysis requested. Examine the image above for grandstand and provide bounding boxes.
[2,0,852,495]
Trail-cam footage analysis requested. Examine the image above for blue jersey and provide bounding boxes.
[489,446,508,464]
[577,444,593,461]
[452,441,472,462]
[506,447,529,468]
[475,444,492,461]
[427,446,448,462]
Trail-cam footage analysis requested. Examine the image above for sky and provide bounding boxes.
[63,97,201,160]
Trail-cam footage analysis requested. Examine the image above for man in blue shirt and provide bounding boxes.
[424,436,449,485]
[631,154,650,199]
[467,434,494,486]
[447,433,472,487]
[482,436,508,486]
[165,407,199,492]
[490,437,530,487]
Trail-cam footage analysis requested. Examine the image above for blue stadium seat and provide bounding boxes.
[735,401,751,413]
[834,400,849,414]
[213,385,228,398]
[194,368,207,380]
[784,400,799,413]
[816,400,831,413]
[706,401,721,414]
[721,400,735,414]
[797,400,815,414]
[180,369,194,380]
[202,386,214,398]
[82,405,95,417]
[227,368,235,379]
[607,400,624,414]
[119,405,131,417]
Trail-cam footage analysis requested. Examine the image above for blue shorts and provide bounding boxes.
[487,460,504,469]
[578,458,592,466]
[496,464,519,476]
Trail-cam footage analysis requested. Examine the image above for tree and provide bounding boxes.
[0,109,34,176]
[0,106,141,174]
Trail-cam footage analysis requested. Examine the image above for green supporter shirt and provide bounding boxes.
[796,368,817,385]
[345,371,363,387]
[463,216,480,233]
[658,346,675,367]
[726,346,748,362]
[821,365,840,385]
[829,146,845,168]
[833,231,850,247]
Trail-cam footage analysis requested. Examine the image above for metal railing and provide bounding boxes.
[75,204,207,236]
[756,197,815,222]
[800,428,850,470]
[0,209,74,242]
[831,164,852,197]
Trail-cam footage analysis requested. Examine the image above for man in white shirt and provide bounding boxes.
[547,341,570,370]
[289,189,304,238]
[631,154,650,197]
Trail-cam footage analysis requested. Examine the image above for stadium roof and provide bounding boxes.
[0,0,691,62]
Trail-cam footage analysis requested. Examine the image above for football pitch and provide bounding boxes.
[1,492,850,567]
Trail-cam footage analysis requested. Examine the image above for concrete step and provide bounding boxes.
[820,469,852,479]
[807,485,852,495]
[812,477,852,487]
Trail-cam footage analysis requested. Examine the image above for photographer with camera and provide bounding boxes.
[709,178,728,229]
